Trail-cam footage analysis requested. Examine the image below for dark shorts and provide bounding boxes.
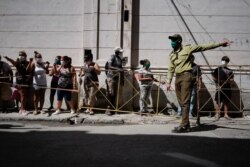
[50,81,58,88]
[57,85,73,101]
[215,87,232,103]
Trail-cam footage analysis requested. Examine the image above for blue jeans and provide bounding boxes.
[177,85,197,116]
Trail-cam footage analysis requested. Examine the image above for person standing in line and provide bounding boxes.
[48,55,61,111]
[52,56,77,115]
[0,55,13,113]
[79,53,101,115]
[176,54,202,118]
[166,34,232,133]
[4,51,33,116]
[212,56,234,120]
[27,51,49,115]
[105,47,127,115]
[136,59,164,114]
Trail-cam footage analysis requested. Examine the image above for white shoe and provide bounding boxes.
[70,109,76,114]
[53,109,61,115]
[40,110,46,114]
[84,109,90,114]
[33,110,39,115]
[19,109,23,114]
[22,110,29,116]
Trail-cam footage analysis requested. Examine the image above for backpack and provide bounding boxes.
[105,54,116,76]
[104,61,109,75]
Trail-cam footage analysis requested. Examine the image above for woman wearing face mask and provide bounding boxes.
[212,56,234,120]
[52,56,77,115]
[4,51,33,116]
[27,51,49,115]
[48,55,61,111]
[79,53,101,115]
[136,59,164,114]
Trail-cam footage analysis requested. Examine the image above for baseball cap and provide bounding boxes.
[168,34,182,41]
[114,47,124,53]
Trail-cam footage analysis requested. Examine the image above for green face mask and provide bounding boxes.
[145,63,150,69]
[171,41,178,49]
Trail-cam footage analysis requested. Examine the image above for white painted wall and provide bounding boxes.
[0,0,84,66]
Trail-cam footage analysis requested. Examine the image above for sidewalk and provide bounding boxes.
[1,111,249,125]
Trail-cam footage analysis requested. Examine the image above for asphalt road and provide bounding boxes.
[0,121,250,167]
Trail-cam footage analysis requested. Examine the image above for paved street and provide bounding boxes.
[0,114,250,167]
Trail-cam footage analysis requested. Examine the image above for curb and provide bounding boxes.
[0,113,181,125]
[1,113,249,125]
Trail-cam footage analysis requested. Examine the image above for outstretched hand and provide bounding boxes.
[222,39,233,47]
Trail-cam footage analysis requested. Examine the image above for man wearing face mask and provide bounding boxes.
[27,51,49,115]
[4,51,33,116]
[166,34,232,133]
[212,56,234,121]
[79,53,101,115]
[105,47,126,115]
[0,55,13,113]
[176,55,202,118]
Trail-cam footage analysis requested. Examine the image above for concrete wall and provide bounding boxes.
[138,0,250,67]
[1,0,250,111]
[0,0,84,65]
[135,0,250,111]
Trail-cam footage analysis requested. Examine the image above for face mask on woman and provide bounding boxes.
[19,56,26,62]
[35,58,43,64]
[61,61,65,66]
[85,60,92,65]
[221,60,228,67]
[145,63,151,70]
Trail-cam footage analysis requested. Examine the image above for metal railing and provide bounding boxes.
[1,65,249,118]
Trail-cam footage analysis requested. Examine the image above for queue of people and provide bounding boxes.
[0,35,235,133]
[1,51,77,116]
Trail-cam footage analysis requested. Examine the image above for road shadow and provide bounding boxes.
[0,124,41,130]
[0,127,250,167]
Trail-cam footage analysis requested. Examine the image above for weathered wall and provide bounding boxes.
[1,0,250,111]
[138,0,250,67]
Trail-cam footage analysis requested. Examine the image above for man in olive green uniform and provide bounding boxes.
[166,34,231,133]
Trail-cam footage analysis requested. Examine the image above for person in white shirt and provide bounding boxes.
[27,51,49,115]
[136,59,164,114]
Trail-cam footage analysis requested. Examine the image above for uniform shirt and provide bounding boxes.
[167,42,222,84]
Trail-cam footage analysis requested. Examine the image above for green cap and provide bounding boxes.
[168,34,182,41]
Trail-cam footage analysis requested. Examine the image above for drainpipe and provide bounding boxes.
[120,0,124,48]
[96,0,100,59]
